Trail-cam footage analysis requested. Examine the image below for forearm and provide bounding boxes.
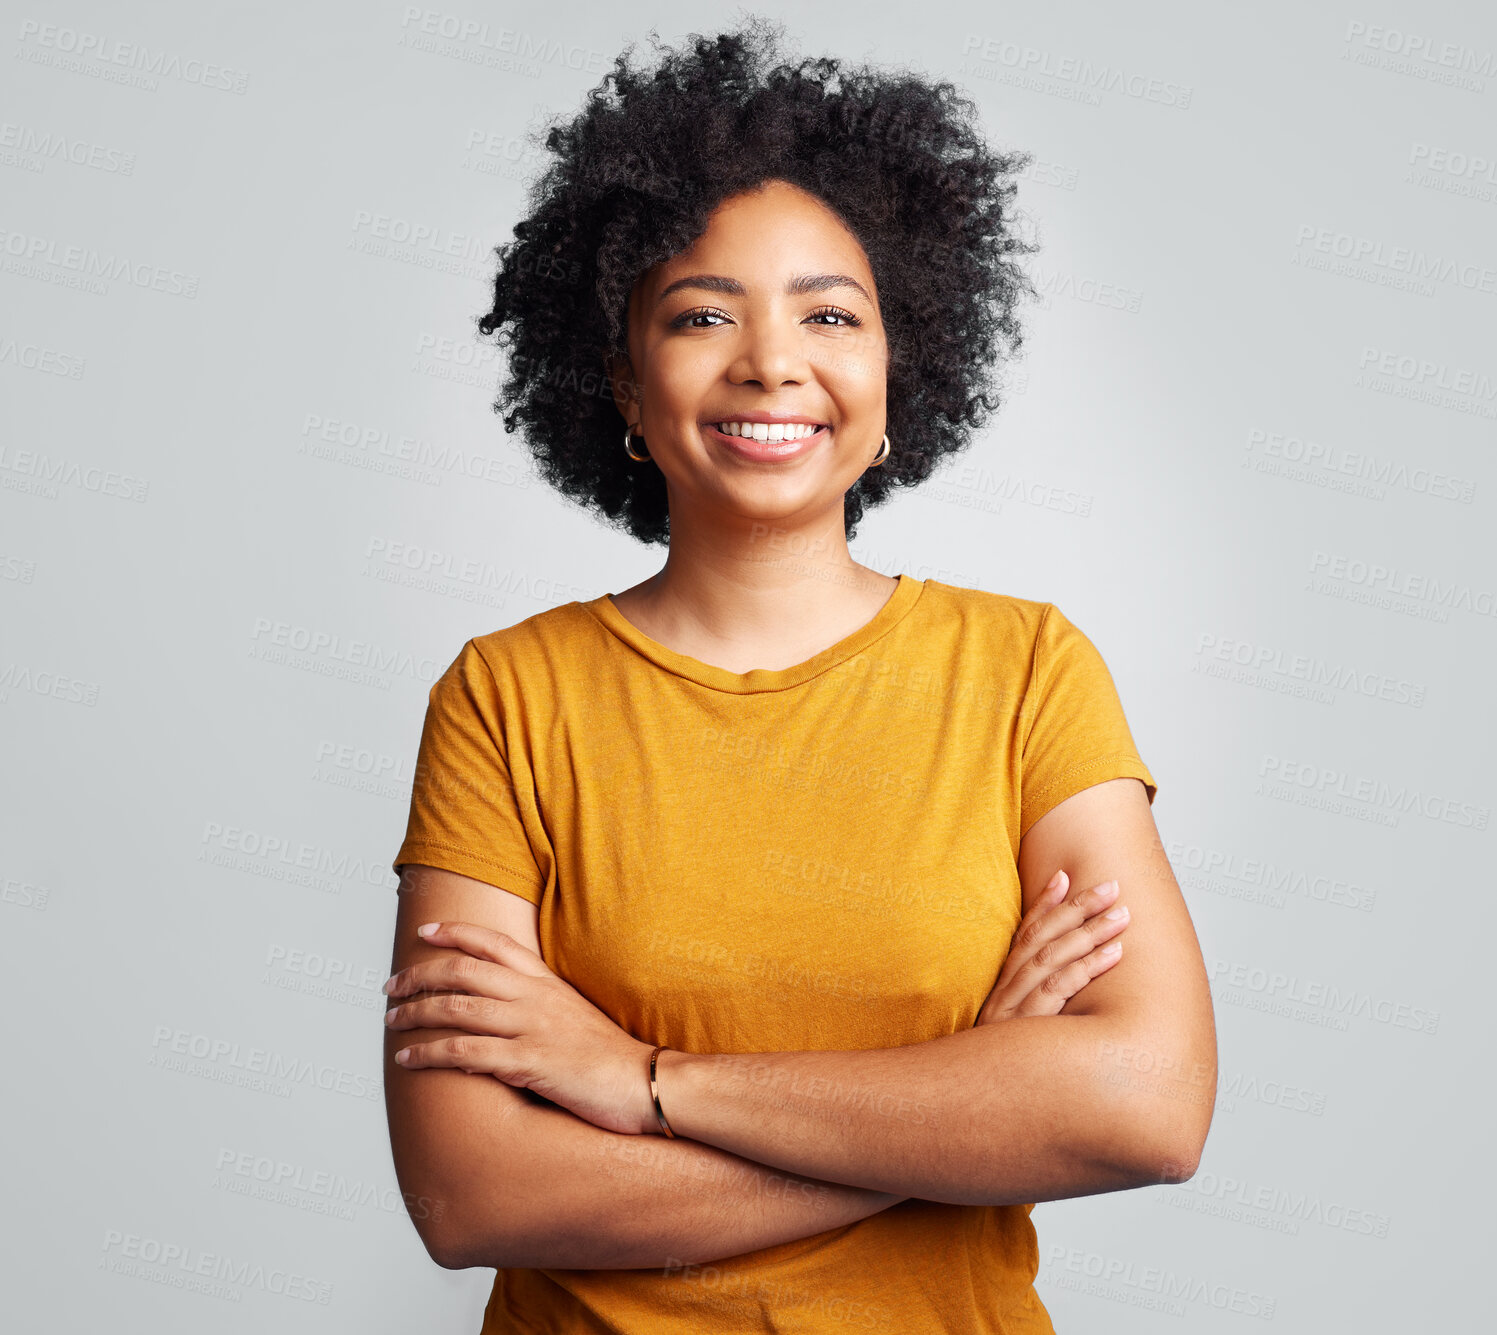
[485,1093,906,1270]
[392,1042,905,1271]
[651,1013,1204,1206]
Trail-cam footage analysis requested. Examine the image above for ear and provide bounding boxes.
[602,347,640,427]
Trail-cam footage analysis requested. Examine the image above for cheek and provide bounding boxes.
[829,374,886,421]
[644,347,717,412]
[820,336,888,395]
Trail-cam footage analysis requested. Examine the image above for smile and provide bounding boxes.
[704,421,829,460]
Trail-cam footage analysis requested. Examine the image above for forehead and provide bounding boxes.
[639,180,876,299]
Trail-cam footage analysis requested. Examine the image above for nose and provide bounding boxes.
[726,311,811,390]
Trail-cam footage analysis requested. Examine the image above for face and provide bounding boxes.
[609,178,888,538]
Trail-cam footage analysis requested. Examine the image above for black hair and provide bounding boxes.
[476,13,1037,546]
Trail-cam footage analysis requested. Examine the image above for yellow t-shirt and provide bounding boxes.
[392,573,1157,1334]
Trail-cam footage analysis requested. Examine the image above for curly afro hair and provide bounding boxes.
[476,14,1038,547]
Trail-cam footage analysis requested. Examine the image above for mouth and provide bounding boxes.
[703,421,830,459]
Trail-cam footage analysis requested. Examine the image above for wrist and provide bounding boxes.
[643,1044,694,1138]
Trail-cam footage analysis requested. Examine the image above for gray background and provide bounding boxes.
[3,0,1493,1328]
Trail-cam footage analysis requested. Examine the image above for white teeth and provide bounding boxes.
[714,421,823,441]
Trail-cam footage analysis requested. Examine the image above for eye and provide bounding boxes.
[805,305,863,327]
[669,306,733,329]
[668,305,865,330]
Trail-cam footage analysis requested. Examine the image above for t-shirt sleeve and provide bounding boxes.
[1019,602,1158,840]
[390,638,548,905]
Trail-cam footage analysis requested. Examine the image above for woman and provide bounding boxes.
[383,19,1216,1333]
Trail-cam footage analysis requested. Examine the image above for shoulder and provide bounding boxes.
[925,582,1119,657]
[427,601,598,694]
[915,582,1131,705]
[467,600,598,666]
[918,578,1054,647]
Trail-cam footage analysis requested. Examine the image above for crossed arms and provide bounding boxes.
[382,776,1218,1270]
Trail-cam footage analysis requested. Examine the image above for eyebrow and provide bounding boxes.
[655,272,875,307]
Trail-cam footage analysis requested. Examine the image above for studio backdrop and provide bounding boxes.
[2,0,1491,1330]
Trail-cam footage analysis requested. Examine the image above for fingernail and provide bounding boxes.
[1045,872,1062,891]
[416,923,440,938]
[1105,905,1129,920]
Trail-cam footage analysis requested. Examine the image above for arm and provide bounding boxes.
[651,778,1218,1205]
[384,864,906,1272]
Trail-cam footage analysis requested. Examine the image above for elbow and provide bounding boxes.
[427,1240,469,1273]
[402,1179,510,1271]
[432,1242,486,1273]
[425,1202,601,1273]
[415,1182,576,1271]
[1102,1030,1217,1188]
[421,1211,506,1272]
[408,1191,478,1271]
[425,1224,478,1273]
[1130,1131,1205,1187]
[1117,1104,1213,1188]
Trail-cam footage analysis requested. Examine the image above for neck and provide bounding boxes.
[613,502,897,661]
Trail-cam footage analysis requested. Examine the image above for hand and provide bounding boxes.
[384,921,659,1135]
[976,871,1128,1025]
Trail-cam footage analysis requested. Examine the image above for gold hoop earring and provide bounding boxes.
[624,428,650,462]
[870,434,890,467]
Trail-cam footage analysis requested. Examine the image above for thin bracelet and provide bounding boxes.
[649,1044,676,1138]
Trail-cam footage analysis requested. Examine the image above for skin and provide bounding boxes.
[383,856,1136,1269]
[381,177,1218,1266]
[387,780,1218,1213]
[386,865,1129,1138]
[601,176,901,672]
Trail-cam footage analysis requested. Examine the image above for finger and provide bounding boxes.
[1010,878,1119,971]
[1021,918,1125,991]
[1056,877,1120,922]
[393,1033,524,1081]
[1038,869,1069,909]
[386,993,513,1036]
[1066,895,1129,949]
[385,951,521,1003]
[1008,886,1128,989]
[412,921,552,978]
[1041,879,1125,946]
[980,927,1125,1024]
[1020,940,1124,1017]
[1015,871,1069,929]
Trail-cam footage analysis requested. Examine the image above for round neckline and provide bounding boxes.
[581,573,924,694]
